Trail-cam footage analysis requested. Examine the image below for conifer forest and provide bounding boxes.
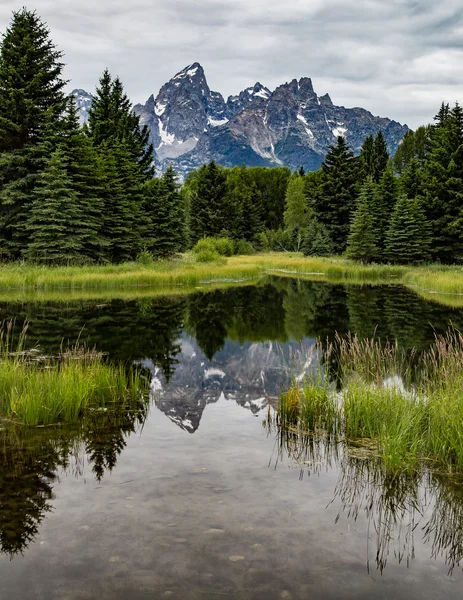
[1,9,462,267]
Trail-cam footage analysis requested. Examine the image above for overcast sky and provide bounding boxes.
[1,0,462,128]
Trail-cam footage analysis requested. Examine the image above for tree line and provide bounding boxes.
[0,9,461,266]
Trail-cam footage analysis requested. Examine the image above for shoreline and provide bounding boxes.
[0,253,463,307]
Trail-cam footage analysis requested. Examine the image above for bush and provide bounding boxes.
[265,228,291,252]
[253,231,271,252]
[136,248,155,266]
[192,237,217,254]
[192,236,234,257]
[234,239,254,255]
[215,237,234,257]
[195,248,226,264]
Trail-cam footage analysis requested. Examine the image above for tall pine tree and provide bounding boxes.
[88,71,154,180]
[346,178,379,263]
[422,103,463,262]
[0,8,67,257]
[24,148,86,264]
[314,136,359,254]
[385,194,431,264]
[144,165,185,258]
[189,161,228,244]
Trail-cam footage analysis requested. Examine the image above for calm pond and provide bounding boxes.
[1,277,463,599]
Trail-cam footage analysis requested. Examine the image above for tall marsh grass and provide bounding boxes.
[2,254,463,309]
[0,322,148,426]
[278,329,463,475]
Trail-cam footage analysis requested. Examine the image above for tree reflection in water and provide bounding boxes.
[0,394,149,558]
[269,421,463,575]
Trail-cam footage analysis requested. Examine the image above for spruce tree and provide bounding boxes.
[60,97,106,261]
[88,70,154,180]
[98,143,142,263]
[360,134,375,180]
[422,102,463,262]
[375,162,398,251]
[189,161,228,243]
[401,158,424,199]
[144,166,185,258]
[373,130,389,182]
[385,194,431,264]
[24,148,85,264]
[346,178,379,263]
[247,166,291,230]
[301,216,334,257]
[224,166,246,239]
[314,136,359,254]
[0,8,67,257]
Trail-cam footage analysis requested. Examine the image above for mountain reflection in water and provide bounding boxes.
[0,278,463,598]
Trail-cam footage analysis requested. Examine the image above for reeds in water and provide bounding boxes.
[278,328,463,475]
[0,322,148,426]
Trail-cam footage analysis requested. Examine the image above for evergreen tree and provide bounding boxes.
[373,130,389,182]
[98,143,142,263]
[301,216,334,257]
[225,165,263,241]
[422,102,463,262]
[59,97,106,261]
[0,8,67,257]
[314,136,359,254]
[360,132,389,182]
[284,173,309,231]
[24,148,85,264]
[189,161,228,244]
[360,135,375,180]
[393,126,430,175]
[144,165,185,258]
[401,158,424,199]
[88,71,154,180]
[346,178,379,263]
[385,194,431,264]
[247,166,291,230]
[375,161,398,250]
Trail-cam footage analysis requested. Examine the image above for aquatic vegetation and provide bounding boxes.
[278,329,463,475]
[269,421,463,574]
[0,323,149,426]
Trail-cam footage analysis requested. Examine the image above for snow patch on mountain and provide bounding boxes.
[155,102,167,116]
[208,116,229,127]
[332,125,348,137]
[158,120,175,146]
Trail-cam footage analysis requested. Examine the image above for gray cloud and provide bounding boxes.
[1,0,463,128]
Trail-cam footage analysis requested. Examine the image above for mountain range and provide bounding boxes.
[73,62,409,178]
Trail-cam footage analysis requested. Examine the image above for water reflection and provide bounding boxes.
[0,396,149,557]
[2,279,463,577]
[271,425,463,575]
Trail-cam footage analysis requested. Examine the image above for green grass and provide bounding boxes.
[1,253,463,307]
[278,329,463,475]
[0,323,148,426]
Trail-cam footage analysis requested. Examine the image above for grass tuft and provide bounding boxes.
[0,322,148,426]
[278,328,463,475]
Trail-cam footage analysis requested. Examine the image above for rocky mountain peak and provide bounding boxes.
[71,88,93,124]
[74,63,409,179]
[226,82,272,117]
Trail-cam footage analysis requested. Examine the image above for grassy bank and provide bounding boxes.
[1,254,463,307]
[278,330,463,476]
[0,324,148,426]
